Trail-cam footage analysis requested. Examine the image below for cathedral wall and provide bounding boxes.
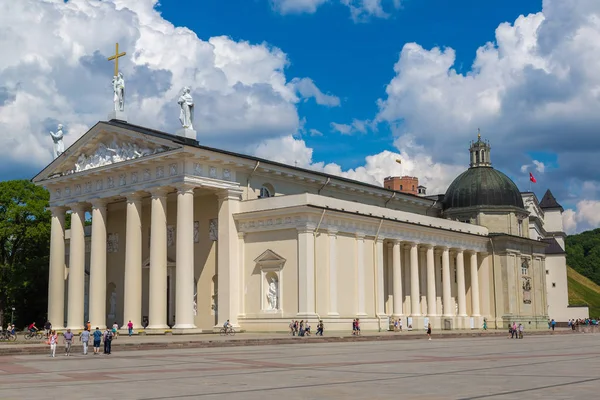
[337,234,360,319]
[240,229,298,322]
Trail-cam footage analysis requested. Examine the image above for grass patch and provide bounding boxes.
[567,266,600,318]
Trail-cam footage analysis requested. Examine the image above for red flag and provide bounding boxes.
[529,172,537,183]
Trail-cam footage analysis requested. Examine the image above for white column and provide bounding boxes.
[470,251,481,317]
[441,247,452,317]
[48,207,67,329]
[426,244,437,316]
[479,252,491,318]
[238,232,246,318]
[328,230,338,316]
[123,193,143,330]
[376,238,385,316]
[88,199,108,329]
[66,204,86,330]
[356,234,366,316]
[148,189,169,329]
[409,242,420,316]
[175,185,196,329]
[392,240,403,317]
[297,226,316,317]
[217,189,242,327]
[456,249,467,316]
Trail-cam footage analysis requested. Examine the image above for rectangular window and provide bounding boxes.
[552,282,556,288]
[546,270,549,275]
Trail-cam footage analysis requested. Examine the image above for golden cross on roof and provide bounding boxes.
[107,42,126,77]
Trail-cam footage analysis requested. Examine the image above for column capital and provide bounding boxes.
[297,225,315,234]
[90,198,109,209]
[437,245,449,251]
[149,187,171,199]
[49,205,68,215]
[421,243,434,249]
[375,237,385,244]
[237,232,245,240]
[355,232,365,240]
[478,251,489,256]
[217,188,243,201]
[174,183,196,195]
[124,192,144,203]
[66,202,88,213]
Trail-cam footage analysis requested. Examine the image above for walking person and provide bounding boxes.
[80,328,90,355]
[427,323,432,341]
[127,320,134,337]
[512,322,518,339]
[482,318,487,330]
[48,330,58,358]
[63,329,74,356]
[103,327,113,355]
[93,327,102,355]
[551,319,556,331]
[518,323,524,339]
[112,322,119,339]
[44,320,52,338]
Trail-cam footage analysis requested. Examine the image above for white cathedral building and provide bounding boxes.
[33,117,587,332]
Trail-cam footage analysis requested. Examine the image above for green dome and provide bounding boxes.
[443,167,524,210]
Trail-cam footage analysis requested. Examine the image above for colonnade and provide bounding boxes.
[381,240,483,325]
[47,184,214,330]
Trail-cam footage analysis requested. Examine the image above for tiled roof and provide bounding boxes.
[541,237,565,254]
[539,189,563,211]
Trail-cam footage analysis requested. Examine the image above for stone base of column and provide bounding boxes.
[296,313,319,319]
[327,312,340,317]
[172,328,203,335]
[146,324,170,330]
[144,328,173,335]
[408,316,425,330]
[173,323,197,330]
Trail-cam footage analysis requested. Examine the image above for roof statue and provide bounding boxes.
[107,42,127,122]
[176,87,197,140]
[49,124,65,159]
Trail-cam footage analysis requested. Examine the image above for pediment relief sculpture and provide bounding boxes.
[65,139,173,175]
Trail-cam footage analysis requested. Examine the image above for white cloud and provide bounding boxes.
[251,133,461,195]
[309,128,323,136]
[0,0,335,169]
[563,200,600,234]
[270,0,401,21]
[520,160,545,174]
[330,119,371,135]
[291,77,340,107]
[271,0,328,14]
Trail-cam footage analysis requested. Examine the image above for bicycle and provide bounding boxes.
[0,331,16,342]
[24,331,44,340]
[219,326,236,336]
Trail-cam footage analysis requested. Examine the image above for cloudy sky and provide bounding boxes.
[1,0,600,233]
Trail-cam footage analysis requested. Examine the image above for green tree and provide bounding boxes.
[566,228,600,286]
[0,180,51,328]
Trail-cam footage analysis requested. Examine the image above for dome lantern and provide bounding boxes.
[469,128,492,168]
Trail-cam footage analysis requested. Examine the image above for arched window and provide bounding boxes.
[259,183,275,198]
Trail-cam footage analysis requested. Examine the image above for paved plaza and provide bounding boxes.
[0,333,598,399]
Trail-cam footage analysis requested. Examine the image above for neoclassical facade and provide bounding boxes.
[34,121,552,332]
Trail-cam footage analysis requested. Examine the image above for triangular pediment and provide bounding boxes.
[33,121,184,182]
[254,249,286,264]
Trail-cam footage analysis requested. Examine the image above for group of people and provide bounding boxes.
[568,318,599,328]
[508,322,525,339]
[289,320,312,336]
[46,326,116,357]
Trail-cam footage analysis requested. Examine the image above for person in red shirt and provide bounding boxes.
[28,322,38,334]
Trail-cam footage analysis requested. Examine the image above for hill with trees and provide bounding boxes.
[567,266,600,318]
[566,228,600,286]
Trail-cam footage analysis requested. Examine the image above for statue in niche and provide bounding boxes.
[522,276,532,304]
[267,276,279,310]
[167,225,175,247]
[193,291,198,316]
[108,290,117,318]
[107,233,119,253]
[49,124,65,159]
[193,221,199,243]
[209,219,218,241]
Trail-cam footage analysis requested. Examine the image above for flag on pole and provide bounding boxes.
[529,172,537,183]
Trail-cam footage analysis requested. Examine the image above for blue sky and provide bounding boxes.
[3,0,600,232]
[160,0,542,170]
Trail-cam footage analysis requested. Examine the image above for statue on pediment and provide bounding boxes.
[178,87,195,130]
[49,124,65,159]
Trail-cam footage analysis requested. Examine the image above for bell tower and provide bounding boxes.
[469,129,492,168]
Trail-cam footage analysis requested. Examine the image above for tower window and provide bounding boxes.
[259,184,274,198]
[552,282,556,288]
[400,185,403,190]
